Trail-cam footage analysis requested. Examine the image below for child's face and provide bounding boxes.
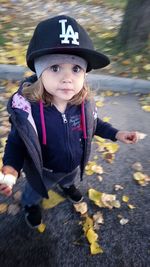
[41,63,85,104]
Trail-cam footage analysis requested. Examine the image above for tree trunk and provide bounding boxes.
[118,0,150,52]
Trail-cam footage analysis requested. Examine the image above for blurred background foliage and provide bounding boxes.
[0,0,150,80]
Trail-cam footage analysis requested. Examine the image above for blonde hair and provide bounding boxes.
[22,77,92,105]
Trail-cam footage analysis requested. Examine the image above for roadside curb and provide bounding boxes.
[0,64,150,94]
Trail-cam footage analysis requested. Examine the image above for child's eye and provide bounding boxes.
[50,65,60,72]
[72,65,82,73]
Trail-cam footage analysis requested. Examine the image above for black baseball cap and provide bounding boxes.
[26,15,110,72]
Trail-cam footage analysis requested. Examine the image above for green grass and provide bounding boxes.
[0,20,13,46]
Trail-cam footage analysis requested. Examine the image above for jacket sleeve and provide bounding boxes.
[3,125,26,173]
[94,117,119,141]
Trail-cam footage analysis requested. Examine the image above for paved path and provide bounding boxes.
[0,93,150,267]
[1,64,150,94]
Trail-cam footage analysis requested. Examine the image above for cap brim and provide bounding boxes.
[27,47,110,73]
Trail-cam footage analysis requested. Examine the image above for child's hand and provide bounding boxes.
[0,166,18,197]
[115,131,139,144]
[0,183,13,197]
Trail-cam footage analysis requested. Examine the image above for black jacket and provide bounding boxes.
[3,75,118,198]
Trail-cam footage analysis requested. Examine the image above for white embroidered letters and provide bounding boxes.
[59,19,79,45]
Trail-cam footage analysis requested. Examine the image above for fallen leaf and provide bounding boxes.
[38,223,46,233]
[102,116,111,122]
[73,202,88,215]
[82,215,103,255]
[93,211,104,225]
[132,162,143,171]
[133,172,150,186]
[91,165,104,174]
[97,175,103,182]
[88,188,120,209]
[103,143,119,153]
[120,218,129,225]
[114,184,124,191]
[142,106,150,112]
[85,161,104,176]
[90,242,103,254]
[86,228,98,243]
[105,91,114,96]
[122,195,129,203]
[128,204,136,209]
[42,190,65,209]
[83,215,94,233]
[111,200,121,208]
[96,101,104,107]
[137,132,147,139]
[102,152,115,163]
[143,64,150,71]
[94,136,105,143]
[122,59,131,65]
[0,203,8,214]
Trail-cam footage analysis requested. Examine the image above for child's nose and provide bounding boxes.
[62,69,73,83]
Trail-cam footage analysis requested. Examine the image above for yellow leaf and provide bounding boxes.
[133,172,147,181]
[91,165,104,174]
[38,223,46,233]
[90,242,103,254]
[0,203,8,214]
[143,64,150,71]
[133,172,150,186]
[103,116,111,122]
[88,188,103,203]
[85,161,97,170]
[42,190,65,209]
[128,204,136,209]
[105,90,114,96]
[94,136,105,143]
[73,202,88,215]
[88,189,119,209]
[85,170,94,176]
[142,105,150,112]
[86,228,98,244]
[111,200,121,208]
[103,142,119,153]
[122,195,129,203]
[96,101,104,107]
[83,216,94,233]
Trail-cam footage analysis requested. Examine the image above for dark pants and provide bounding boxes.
[21,167,79,206]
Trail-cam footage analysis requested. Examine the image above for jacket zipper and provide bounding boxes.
[62,113,68,123]
[61,113,73,169]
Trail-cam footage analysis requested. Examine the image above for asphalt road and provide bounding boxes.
[0,93,150,267]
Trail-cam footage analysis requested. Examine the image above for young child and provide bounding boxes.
[0,15,138,228]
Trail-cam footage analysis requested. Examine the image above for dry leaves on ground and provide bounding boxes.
[88,188,121,209]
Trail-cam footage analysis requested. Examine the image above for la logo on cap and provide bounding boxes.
[59,19,79,45]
